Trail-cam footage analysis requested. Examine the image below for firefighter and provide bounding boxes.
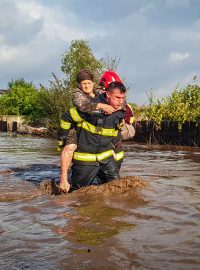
[99,71,135,169]
[59,69,115,193]
[99,71,135,141]
[71,70,133,171]
[59,69,135,192]
[58,81,126,190]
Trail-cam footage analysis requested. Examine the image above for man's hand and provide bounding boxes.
[59,180,71,193]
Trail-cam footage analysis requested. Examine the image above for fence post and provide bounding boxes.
[134,120,199,147]
[12,121,18,132]
[196,123,200,147]
[0,121,8,132]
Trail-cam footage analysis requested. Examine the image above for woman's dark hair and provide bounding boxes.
[77,69,94,83]
[106,81,127,93]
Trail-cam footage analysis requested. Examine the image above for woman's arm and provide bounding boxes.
[72,88,115,114]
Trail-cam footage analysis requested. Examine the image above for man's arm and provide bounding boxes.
[60,141,77,192]
[57,110,77,192]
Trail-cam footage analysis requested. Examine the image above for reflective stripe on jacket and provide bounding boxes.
[58,106,125,159]
[73,149,114,162]
[115,150,124,161]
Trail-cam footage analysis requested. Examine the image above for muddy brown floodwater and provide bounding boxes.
[0,133,200,270]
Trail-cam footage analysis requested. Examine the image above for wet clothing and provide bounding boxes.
[71,156,119,189]
[57,87,134,188]
[113,142,124,170]
[58,87,134,170]
[121,104,135,141]
[64,128,77,145]
[58,93,126,188]
[59,97,125,155]
[73,88,135,140]
[66,88,135,144]
[72,87,102,114]
[124,104,134,125]
[64,88,101,145]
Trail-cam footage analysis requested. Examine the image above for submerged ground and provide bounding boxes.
[0,133,200,270]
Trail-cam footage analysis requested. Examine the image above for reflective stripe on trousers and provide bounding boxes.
[115,151,124,161]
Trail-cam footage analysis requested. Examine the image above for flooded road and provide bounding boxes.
[0,133,200,270]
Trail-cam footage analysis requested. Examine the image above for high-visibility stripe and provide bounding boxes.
[57,140,63,151]
[70,107,83,122]
[77,121,118,137]
[96,150,114,161]
[60,119,71,130]
[129,117,134,124]
[69,107,119,136]
[73,149,114,162]
[115,151,124,161]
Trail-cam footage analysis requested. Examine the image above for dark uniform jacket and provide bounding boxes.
[58,93,126,162]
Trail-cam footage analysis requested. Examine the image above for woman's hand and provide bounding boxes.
[97,103,115,114]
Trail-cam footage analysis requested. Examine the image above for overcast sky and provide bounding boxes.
[0,0,200,104]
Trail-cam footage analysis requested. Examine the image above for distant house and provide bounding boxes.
[0,89,9,96]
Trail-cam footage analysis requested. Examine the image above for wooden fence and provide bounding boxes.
[1,119,200,147]
[0,121,7,132]
[0,115,24,132]
[0,120,18,132]
[134,121,200,147]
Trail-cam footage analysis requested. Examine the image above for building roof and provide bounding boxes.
[0,89,9,95]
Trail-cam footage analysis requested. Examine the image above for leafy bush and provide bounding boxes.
[0,78,43,123]
[38,74,72,137]
[143,79,200,124]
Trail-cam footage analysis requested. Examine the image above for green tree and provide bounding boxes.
[101,53,120,72]
[142,93,168,124]
[38,74,72,137]
[182,83,200,121]
[0,78,42,122]
[40,39,122,135]
[61,39,104,87]
[0,40,125,133]
[128,102,144,120]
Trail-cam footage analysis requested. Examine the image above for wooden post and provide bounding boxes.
[0,121,8,132]
[12,121,18,132]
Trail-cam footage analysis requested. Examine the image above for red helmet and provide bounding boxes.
[99,71,122,89]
